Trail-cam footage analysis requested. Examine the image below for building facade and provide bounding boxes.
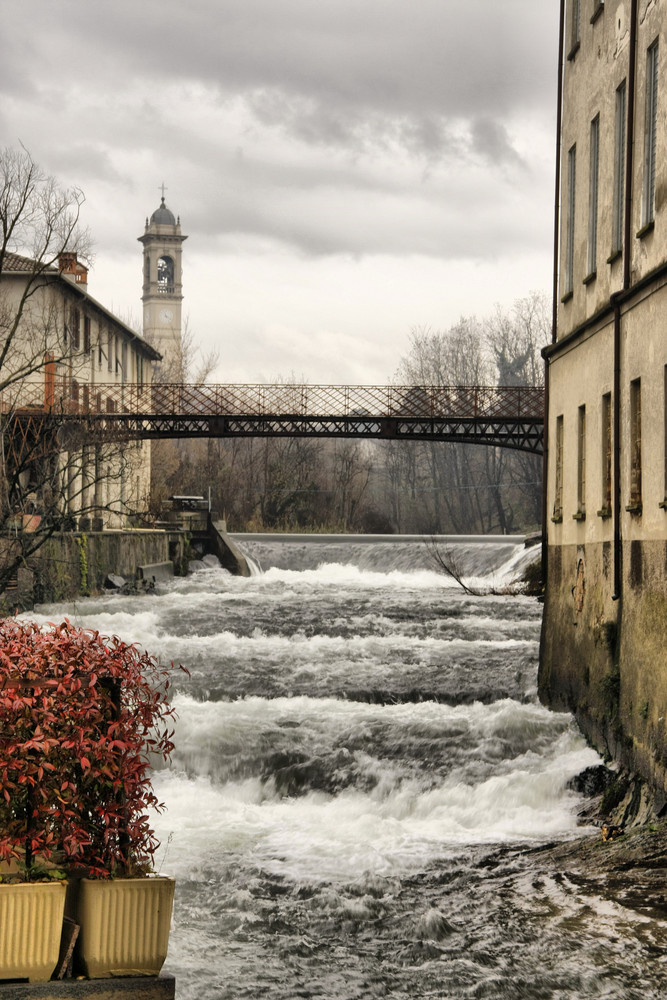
[139,194,186,376]
[540,0,667,798]
[1,251,160,530]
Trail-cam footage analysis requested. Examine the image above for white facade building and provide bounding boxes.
[540,0,667,797]
[1,251,160,529]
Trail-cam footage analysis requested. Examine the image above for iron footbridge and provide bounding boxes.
[7,382,545,455]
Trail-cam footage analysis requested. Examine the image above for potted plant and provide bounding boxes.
[0,629,69,982]
[0,619,183,979]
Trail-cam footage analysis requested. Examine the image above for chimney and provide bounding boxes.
[58,252,88,287]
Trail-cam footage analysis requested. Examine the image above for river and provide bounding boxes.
[26,535,667,998]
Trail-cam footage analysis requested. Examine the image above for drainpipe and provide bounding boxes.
[552,0,566,344]
[543,0,567,584]
[612,0,638,600]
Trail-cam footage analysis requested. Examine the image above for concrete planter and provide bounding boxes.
[75,877,175,978]
[0,881,67,982]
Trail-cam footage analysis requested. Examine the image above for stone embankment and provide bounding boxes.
[2,520,250,610]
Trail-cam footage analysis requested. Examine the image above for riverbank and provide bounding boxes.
[504,817,667,924]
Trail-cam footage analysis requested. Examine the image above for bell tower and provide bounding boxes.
[138,186,187,375]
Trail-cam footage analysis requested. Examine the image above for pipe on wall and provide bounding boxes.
[544,0,568,580]
[613,0,639,600]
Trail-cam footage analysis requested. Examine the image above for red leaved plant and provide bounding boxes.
[0,619,184,880]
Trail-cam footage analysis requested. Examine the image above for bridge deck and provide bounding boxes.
[6,382,545,454]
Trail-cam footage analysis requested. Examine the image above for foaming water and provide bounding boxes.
[26,535,667,999]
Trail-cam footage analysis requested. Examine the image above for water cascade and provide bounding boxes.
[26,535,666,999]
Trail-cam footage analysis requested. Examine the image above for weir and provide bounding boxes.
[26,535,661,997]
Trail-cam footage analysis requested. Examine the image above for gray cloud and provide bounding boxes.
[469,117,525,168]
[1,0,557,347]
[8,1,558,119]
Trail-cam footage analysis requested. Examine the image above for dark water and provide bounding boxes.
[29,536,667,998]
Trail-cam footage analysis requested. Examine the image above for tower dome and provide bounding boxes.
[150,196,176,226]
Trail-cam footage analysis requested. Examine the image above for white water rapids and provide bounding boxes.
[25,535,667,998]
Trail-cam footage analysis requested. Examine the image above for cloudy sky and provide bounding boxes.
[3,1,559,384]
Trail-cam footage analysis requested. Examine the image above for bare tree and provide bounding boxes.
[485,291,547,388]
[484,292,548,528]
[0,146,92,394]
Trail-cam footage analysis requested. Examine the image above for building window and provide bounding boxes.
[611,81,627,256]
[552,415,564,522]
[587,115,600,279]
[107,331,113,373]
[628,379,642,512]
[70,307,80,350]
[663,366,667,507]
[599,392,612,517]
[569,0,581,58]
[662,365,667,507]
[574,405,586,519]
[83,316,91,354]
[641,40,659,230]
[564,145,576,297]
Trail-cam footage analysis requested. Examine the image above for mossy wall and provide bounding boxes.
[30,531,183,604]
[539,539,667,803]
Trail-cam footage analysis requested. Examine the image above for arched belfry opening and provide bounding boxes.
[157,255,175,292]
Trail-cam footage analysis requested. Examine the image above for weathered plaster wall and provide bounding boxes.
[559,0,667,334]
[540,538,667,804]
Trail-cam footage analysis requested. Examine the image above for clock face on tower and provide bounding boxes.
[159,308,174,324]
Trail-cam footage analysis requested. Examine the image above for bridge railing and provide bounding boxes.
[6,382,545,420]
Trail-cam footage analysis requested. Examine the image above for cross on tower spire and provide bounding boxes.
[159,182,168,201]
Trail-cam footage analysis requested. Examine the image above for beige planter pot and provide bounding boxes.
[75,876,175,978]
[0,880,67,982]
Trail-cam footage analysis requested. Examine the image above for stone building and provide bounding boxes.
[1,251,160,529]
[540,0,667,799]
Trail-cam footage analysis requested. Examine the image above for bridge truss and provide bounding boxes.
[5,382,545,461]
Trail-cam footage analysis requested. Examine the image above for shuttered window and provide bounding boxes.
[572,0,581,49]
[552,415,564,522]
[642,40,659,228]
[612,82,626,254]
[576,405,586,517]
[564,145,576,295]
[601,392,612,515]
[70,307,80,350]
[629,379,642,510]
[587,116,600,277]
[664,366,667,502]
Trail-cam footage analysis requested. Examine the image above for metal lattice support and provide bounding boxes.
[6,383,545,454]
[2,413,60,471]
